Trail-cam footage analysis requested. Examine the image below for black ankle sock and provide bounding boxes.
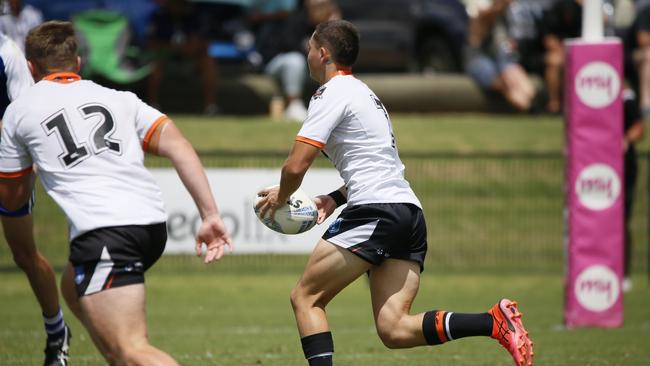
[448,312,493,339]
[301,331,333,366]
[307,355,332,366]
[423,310,493,345]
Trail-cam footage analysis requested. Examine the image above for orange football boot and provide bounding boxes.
[488,299,534,366]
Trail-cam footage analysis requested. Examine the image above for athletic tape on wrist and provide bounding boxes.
[327,190,347,207]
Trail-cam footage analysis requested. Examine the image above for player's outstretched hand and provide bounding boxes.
[255,185,281,220]
[195,213,233,264]
[313,195,337,224]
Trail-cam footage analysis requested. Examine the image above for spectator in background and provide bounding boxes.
[541,0,582,114]
[504,0,546,78]
[146,0,220,115]
[622,89,645,292]
[249,0,340,122]
[624,1,650,121]
[0,0,43,51]
[464,0,536,112]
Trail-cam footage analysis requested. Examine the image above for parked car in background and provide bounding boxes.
[338,0,468,73]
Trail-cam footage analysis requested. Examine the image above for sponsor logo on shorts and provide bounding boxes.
[74,266,85,285]
[376,248,390,257]
[123,261,144,273]
[328,218,343,234]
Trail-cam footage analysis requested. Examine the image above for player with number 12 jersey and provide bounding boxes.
[0,73,167,240]
[0,21,231,365]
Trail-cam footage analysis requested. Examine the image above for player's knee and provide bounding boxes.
[290,285,307,311]
[375,314,414,349]
[290,284,326,312]
[376,326,409,349]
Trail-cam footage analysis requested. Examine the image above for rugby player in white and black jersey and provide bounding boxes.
[0,21,232,366]
[255,20,534,366]
[0,28,71,366]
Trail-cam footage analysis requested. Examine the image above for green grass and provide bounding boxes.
[2,113,648,271]
[2,264,649,365]
[1,114,649,365]
[169,114,567,153]
[174,111,650,153]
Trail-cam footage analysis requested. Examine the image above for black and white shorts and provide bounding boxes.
[323,203,428,272]
[69,222,167,297]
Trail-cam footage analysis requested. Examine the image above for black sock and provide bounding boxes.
[422,310,492,345]
[301,331,333,366]
[307,355,332,366]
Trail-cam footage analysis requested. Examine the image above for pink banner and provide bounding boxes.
[565,39,624,328]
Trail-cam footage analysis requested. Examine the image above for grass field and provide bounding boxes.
[2,263,650,365]
[2,113,646,271]
[171,114,568,153]
[1,114,649,365]
[168,113,650,153]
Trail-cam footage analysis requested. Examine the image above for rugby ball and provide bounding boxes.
[254,187,318,234]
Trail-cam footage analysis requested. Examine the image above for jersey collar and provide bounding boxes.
[335,69,353,76]
[43,72,82,84]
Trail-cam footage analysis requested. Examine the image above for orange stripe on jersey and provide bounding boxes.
[435,311,449,343]
[296,136,325,149]
[143,115,169,152]
[43,72,81,84]
[0,166,33,179]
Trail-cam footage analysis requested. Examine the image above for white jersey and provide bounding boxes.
[0,74,167,240]
[297,74,421,208]
[0,33,33,107]
[0,5,43,52]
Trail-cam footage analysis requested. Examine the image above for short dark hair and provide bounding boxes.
[25,21,78,75]
[312,20,359,67]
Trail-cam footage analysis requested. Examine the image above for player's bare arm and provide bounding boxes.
[0,169,35,211]
[256,141,320,220]
[147,118,233,263]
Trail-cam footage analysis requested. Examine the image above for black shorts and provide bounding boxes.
[0,192,34,217]
[322,203,428,272]
[70,223,167,297]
